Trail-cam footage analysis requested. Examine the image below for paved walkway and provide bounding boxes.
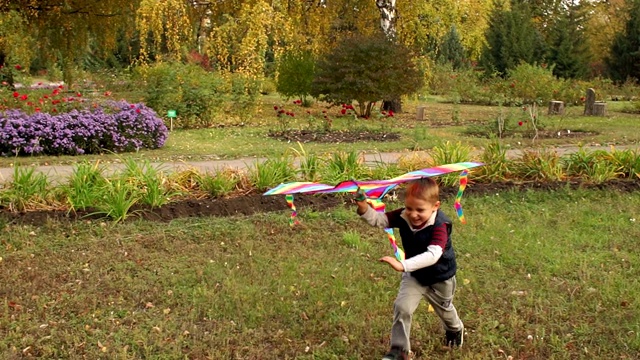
[0,144,638,184]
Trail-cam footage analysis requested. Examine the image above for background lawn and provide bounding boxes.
[1,97,638,168]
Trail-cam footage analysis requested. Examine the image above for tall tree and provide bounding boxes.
[480,1,547,76]
[0,10,33,87]
[0,0,139,85]
[585,0,627,75]
[546,1,591,79]
[607,0,640,82]
[398,0,492,60]
[437,24,468,70]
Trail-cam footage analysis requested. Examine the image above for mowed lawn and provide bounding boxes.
[1,186,639,359]
[1,98,639,168]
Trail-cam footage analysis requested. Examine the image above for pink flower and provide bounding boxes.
[136,109,141,113]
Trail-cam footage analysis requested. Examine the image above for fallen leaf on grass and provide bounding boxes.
[8,301,22,311]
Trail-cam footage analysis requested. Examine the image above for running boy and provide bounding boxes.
[355,177,464,360]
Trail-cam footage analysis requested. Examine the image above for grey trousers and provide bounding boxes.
[390,273,463,352]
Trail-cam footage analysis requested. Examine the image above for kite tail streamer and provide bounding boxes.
[369,198,405,261]
[285,194,300,227]
[454,170,469,224]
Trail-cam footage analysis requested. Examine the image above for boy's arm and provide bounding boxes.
[400,223,448,272]
[357,203,390,228]
[355,187,391,227]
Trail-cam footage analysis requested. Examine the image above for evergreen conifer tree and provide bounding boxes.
[547,3,591,79]
[480,1,547,76]
[437,25,467,70]
[607,0,640,82]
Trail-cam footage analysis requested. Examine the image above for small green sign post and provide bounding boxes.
[167,110,177,131]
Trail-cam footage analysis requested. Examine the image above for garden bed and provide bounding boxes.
[267,129,401,143]
[2,178,638,226]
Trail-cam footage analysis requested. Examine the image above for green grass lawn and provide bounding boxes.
[1,187,639,359]
[1,97,639,168]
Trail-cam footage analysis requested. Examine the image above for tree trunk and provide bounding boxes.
[376,0,397,39]
[376,0,400,112]
[548,100,565,115]
[593,102,607,116]
[382,99,402,113]
[583,88,596,115]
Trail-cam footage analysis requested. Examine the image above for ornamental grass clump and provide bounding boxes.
[64,161,107,211]
[320,151,369,184]
[0,166,52,211]
[121,158,176,209]
[0,101,168,156]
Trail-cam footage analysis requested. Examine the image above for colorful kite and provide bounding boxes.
[264,161,483,261]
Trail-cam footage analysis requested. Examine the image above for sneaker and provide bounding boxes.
[445,328,464,348]
[382,346,408,360]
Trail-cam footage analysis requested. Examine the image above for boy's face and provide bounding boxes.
[404,195,440,228]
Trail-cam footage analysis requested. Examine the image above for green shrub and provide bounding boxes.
[311,32,423,117]
[506,63,559,105]
[228,72,262,121]
[276,50,315,103]
[139,62,226,129]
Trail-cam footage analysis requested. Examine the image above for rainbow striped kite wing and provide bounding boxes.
[391,162,484,182]
[263,182,335,195]
[262,161,484,196]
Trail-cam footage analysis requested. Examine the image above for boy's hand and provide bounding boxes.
[354,187,367,202]
[379,256,404,272]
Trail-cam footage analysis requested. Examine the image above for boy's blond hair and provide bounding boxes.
[405,178,440,204]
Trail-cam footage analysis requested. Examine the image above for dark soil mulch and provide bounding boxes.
[2,179,638,226]
[268,129,400,143]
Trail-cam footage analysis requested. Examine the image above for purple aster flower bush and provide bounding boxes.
[0,101,168,156]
